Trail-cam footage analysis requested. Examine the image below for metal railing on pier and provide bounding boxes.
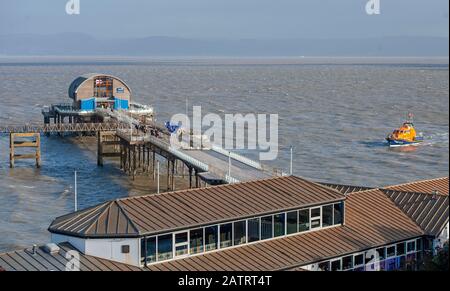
[0,123,128,134]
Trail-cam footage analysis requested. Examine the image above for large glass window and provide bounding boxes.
[141,237,157,263]
[141,203,351,263]
[397,242,406,256]
[190,228,204,255]
[247,218,260,242]
[274,213,286,237]
[333,203,343,225]
[322,205,333,227]
[220,223,233,248]
[174,232,189,257]
[342,256,353,270]
[310,207,321,229]
[354,254,364,267]
[233,221,246,246]
[416,238,423,252]
[286,211,298,235]
[318,261,330,271]
[261,216,273,240]
[93,76,114,98]
[331,259,342,271]
[205,226,218,251]
[376,248,386,261]
[298,209,310,232]
[387,246,396,258]
[407,241,416,253]
[158,234,173,261]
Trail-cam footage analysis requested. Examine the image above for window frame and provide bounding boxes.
[273,213,286,237]
[286,210,299,235]
[406,240,416,254]
[189,228,205,255]
[219,223,233,249]
[233,220,247,246]
[330,258,342,271]
[353,252,365,267]
[205,225,219,252]
[386,245,396,258]
[173,230,190,258]
[310,207,322,229]
[261,215,274,240]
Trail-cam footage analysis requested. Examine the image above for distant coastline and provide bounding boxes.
[0,55,449,66]
[0,34,448,58]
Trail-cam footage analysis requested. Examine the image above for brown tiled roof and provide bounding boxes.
[147,189,424,271]
[386,177,449,196]
[49,201,140,238]
[382,189,449,236]
[0,243,143,271]
[49,176,345,238]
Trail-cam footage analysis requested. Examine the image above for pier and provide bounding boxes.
[1,73,282,189]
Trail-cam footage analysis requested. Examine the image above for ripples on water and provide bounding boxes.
[0,58,448,252]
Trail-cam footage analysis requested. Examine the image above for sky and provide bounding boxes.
[0,0,448,39]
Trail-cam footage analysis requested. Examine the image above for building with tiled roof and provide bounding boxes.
[1,176,448,271]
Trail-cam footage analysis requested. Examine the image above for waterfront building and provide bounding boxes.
[42,74,153,125]
[0,176,448,271]
[69,74,132,111]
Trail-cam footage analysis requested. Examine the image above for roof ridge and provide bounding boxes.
[82,200,117,235]
[385,176,449,189]
[380,188,448,198]
[117,175,289,203]
[346,188,381,196]
[115,200,141,235]
[50,201,110,229]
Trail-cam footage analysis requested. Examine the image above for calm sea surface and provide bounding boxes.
[0,57,448,252]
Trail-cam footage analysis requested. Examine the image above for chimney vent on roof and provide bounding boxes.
[32,244,37,255]
[432,190,439,201]
[43,243,60,255]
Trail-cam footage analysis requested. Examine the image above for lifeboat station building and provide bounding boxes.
[42,74,153,125]
[0,176,448,271]
[69,74,131,111]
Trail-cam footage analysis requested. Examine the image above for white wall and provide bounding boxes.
[433,222,449,252]
[51,234,141,267]
[51,233,87,253]
[85,238,140,267]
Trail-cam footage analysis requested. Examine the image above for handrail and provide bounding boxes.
[225,175,240,184]
[169,147,209,172]
[0,123,127,134]
[211,145,262,170]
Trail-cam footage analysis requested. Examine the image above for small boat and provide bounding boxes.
[386,113,424,147]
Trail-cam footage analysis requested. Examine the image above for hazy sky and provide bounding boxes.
[0,0,448,39]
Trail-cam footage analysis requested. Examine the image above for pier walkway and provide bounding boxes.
[115,128,278,184]
[1,109,281,185]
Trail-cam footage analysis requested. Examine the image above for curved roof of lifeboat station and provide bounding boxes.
[68,73,132,99]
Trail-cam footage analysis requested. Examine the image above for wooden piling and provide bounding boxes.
[9,133,41,168]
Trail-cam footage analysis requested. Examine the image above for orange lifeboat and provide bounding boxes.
[386,113,424,147]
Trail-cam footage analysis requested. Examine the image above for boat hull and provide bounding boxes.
[386,137,424,147]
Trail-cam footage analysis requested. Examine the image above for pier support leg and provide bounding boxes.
[152,151,156,180]
[36,134,41,168]
[195,169,199,188]
[97,131,103,167]
[189,167,193,189]
[171,159,176,191]
[133,146,137,180]
[9,133,14,168]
